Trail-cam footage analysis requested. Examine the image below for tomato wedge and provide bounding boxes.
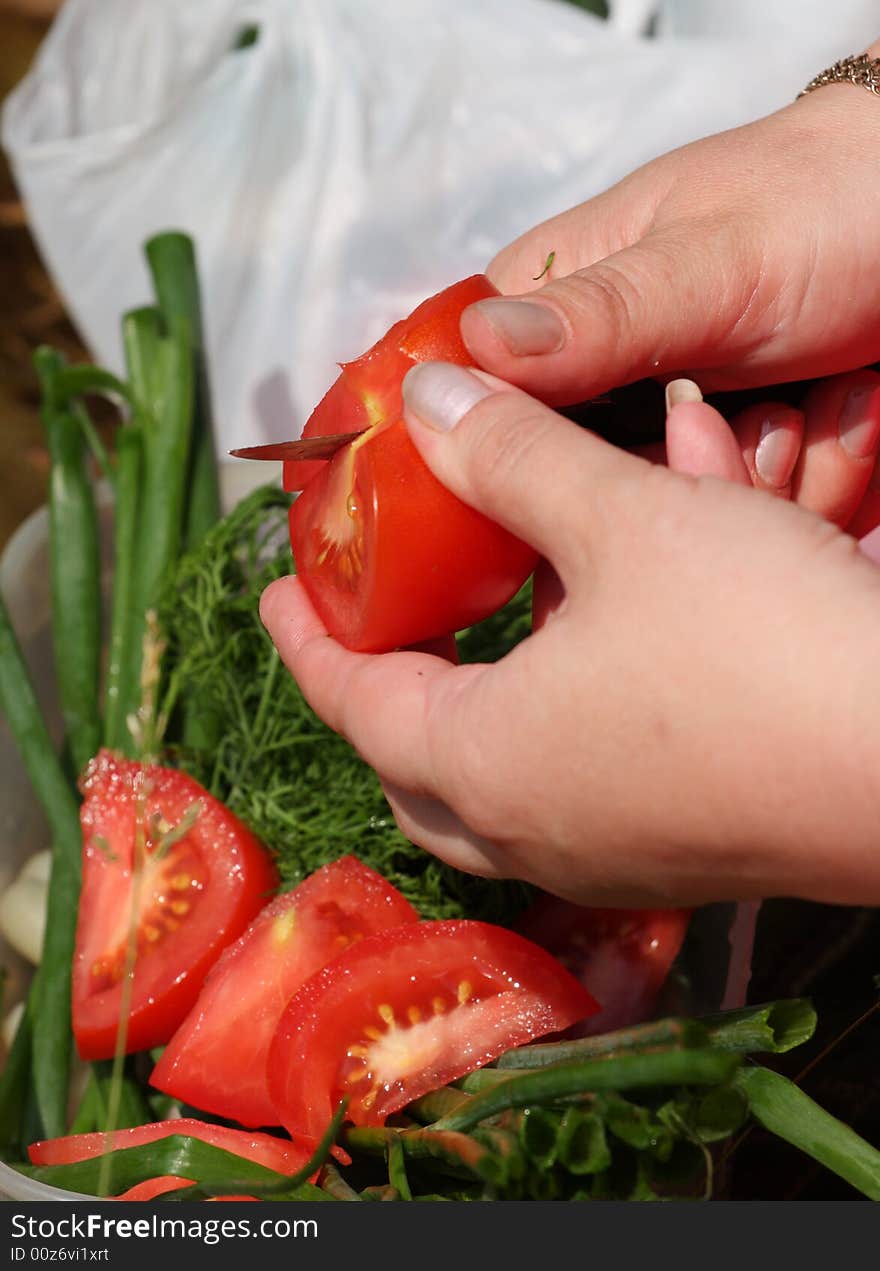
[515,897,692,1036]
[290,417,537,652]
[267,920,598,1140]
[150,856,419,1127]
[285,273,538,652]
[73,751,278,1061]
[28,1119,313,1179]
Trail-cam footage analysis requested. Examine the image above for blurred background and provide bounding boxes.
[0,0,84,551]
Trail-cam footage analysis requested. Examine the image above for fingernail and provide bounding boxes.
[665,379,703,412]
[755,407,800,488]
[402,362,494,432]
[470,298,565,356]
[838,385,880,458]
[259,579,285,628]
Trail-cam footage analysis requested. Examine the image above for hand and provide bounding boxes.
[663,369,880,534]
[261,362,880,909]
[459,55,880,405]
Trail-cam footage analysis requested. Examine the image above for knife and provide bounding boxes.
[228,430,367,464]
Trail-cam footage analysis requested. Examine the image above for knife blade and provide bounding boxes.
[228,430,367,463]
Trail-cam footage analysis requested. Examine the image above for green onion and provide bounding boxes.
[735,1066,880,1200]
[0,591,82,1139]
[145,232,221,553]
[34,347,102,775]
[703,999,817,1055]
[439,1051,742,1133]
[103,424,142,750]
[496,1016,709,1069]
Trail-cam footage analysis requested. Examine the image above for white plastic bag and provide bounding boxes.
[4,0,878,453]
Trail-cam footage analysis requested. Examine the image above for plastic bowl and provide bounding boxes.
[0,463,271,1201]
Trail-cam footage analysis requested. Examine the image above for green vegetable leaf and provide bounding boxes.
[735,1065,880,1201]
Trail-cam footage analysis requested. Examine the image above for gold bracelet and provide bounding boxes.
[799,53,880,98]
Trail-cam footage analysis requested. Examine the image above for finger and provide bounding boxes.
[401,361,646,581]
[486,171,660,296]
[846,464,880,539]
[259,575,481,792]
[462,224,756,407]
[532,559,565,631]
[790,369,880,527]
[728,401,804,497]
[405,632,460,663]
[664,380,751,485]
[380,780,510,880]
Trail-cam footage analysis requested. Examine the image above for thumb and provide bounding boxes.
[401,361,645,580]
[462,230,749,406]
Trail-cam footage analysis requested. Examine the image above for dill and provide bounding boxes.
[160,484,534,923]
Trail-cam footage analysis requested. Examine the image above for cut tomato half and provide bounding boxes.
[73,751,278,1061]
[283,274,497,493]
[515,897,692,1035]
[267,919,598,1140]
[285,273,536,651]
[150,855,419,1128]
[290,417,537,651]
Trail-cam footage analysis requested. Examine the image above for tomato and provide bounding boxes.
[284,274,538,652]
[28,1119,313,1180]
[150,855,419,1128]
[289,417,537,652]
[115,1177,260,1200]
[515,897,692,1036]
[282,275,497,493]
[114,1176,194,1200]
[267,920,598,1140]
[73,751,278,1061]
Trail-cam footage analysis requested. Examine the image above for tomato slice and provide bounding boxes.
[515,897,692,1036]
[28,1119,313,1179]
[150,855,419,1128]
[114,1176,194,1201]
[267,920,598,1140]
[115,1176,260,1201]
[73,751,278,1061]
[289,417,537,651]
[282,274,498,492]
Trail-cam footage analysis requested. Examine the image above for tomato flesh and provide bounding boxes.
[267,920,598,1141]
[516,897,692,1036]
[73,751,278,1060]
[150,855,419,1128]
[290,417,537,651]
[285,273,536,651]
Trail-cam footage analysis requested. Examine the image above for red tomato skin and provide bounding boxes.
[28,1118,315,1180]
[267,919,598,1142]
[149,855,419,1128]
[114,1175,261,1201]
[114,1176,193,1201]
[282,274,498,492]
[73,751,278,1061]
[289,418,538,652]
[516,898,692,1036]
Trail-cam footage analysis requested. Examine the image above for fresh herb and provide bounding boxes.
[532,250,555,282]
[160,484,534,923]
